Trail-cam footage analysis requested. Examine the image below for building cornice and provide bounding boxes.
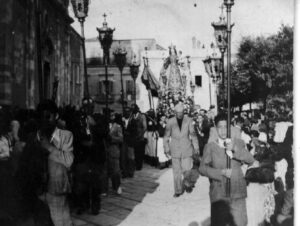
[85,37,157,42]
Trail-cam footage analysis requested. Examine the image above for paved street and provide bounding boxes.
[72,164,211,226]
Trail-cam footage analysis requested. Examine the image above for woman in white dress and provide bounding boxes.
[144,110,159,166]
[156,115,171,168]
[246,132,276,226]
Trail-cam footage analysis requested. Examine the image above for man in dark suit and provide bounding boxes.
[127,104,147,170]
[163,102,199,197]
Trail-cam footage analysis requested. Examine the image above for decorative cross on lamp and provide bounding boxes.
[96,13,115,111]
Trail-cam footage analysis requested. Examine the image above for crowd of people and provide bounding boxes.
[195,107,293,226]
[0,100,152,226]
[0,98,294,226]
[145,102,293,226]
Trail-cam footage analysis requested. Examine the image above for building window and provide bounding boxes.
[195,75,202,87]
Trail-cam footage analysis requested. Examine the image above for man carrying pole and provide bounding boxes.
[199,113,255,226]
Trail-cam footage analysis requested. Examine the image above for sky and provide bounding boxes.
[69,0,294,54]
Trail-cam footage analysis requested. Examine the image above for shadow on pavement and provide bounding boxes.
[72,163,169,226]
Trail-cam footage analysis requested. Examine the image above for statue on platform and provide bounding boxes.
[159,45,184,94]
[157,45,194,118]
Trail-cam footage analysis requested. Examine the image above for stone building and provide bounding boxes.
[0,0,84,108]
[86,36,219,113]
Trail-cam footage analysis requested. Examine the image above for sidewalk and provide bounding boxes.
[72,164,211,226]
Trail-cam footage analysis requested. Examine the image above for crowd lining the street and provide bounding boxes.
[0,99,294,226]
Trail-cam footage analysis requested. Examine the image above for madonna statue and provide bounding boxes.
[159,45,184,95]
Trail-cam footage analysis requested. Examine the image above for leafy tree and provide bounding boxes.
[231,24,293,111]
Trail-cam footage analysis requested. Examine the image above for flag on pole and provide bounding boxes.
[141,64,160,97]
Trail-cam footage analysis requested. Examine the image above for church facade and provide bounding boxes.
[0,0,84,108]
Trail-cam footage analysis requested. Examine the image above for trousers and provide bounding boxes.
[134,140,146,170]
[171,157,192,194]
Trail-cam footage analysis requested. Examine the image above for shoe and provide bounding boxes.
[159,162,167,170]
[173,193,181,198]
[185,186,193,193]
[173,190,184,198]
[117,187,122,195]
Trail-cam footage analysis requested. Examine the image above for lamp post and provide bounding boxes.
[71,0,90,99]
[224,0,234,138]
[97,14,115,112]
[224,0,235,198]
[114,46,127,114]
[211,52,222,113]
[130,55,140,105]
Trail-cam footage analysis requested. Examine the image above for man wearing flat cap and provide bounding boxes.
[163,102,199,197]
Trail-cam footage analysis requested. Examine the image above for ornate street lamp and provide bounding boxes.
[71,0,90,99]
[211,55,222,84]
[130,55,140,105]
[211,54,222,114]
[96,14,115,112]
[71,0,90,34]
[114,46,127,114]
[211,4,228,87]
[203,54,222,107]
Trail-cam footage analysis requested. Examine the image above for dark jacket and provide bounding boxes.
[127,113,147,145]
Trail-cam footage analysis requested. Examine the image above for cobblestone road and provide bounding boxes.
[72,164,211,226]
